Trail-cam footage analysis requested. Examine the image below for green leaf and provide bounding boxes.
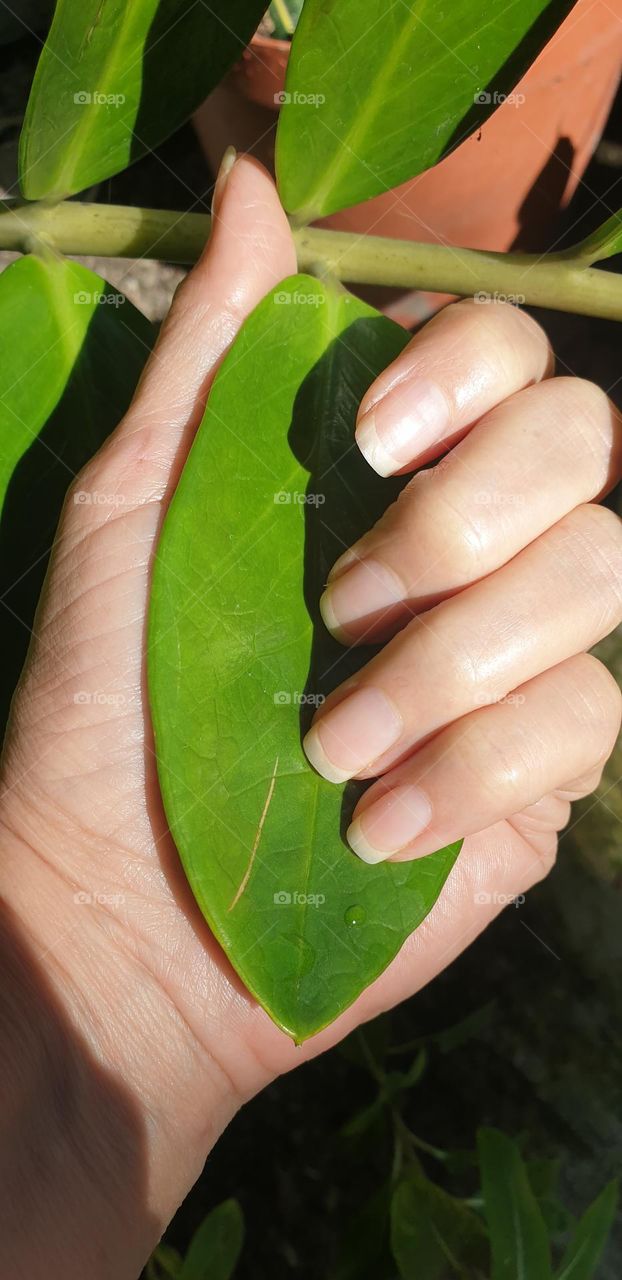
[269,0,304,39]
[526,1159,560,1205]
[0,253,152,732]
[181,1199,244,1280]
[276,0,576,221]
[391,1172,488,1279]
[148,1243,184,1279]
[19,0,267,199]
[148,274,460,1041]
[339,1012,394,1072]
[333,1182,394,1280]
[526,1159,573,1238]
[478,1128,553,1280]
[556,1180,618,1280]
[565,211,622,265]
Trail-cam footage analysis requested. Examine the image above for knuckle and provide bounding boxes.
[562,375,611,421]
[574,654,622,758]
[455,718,524,806]
[550,377,615,446]
[438,497,488,582]
[557,767,604,799]
[515,793,571,835]
[528,833,559,883]
[403,475,488,585]
[564,503,622,617]
[443,621,495,706]
[454,297,551,381]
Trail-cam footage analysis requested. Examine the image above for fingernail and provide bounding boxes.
[303,687,402,783]
[347,785,432,864]
[327,541,366,583]
[211,146,237,218]
[356,378,449,476]
[320,560,406,639]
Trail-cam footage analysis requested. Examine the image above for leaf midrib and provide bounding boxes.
[293,285,343,1007]
[301,1,417,216]
[33,0,152,195]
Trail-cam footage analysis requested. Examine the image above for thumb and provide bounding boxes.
[82,151,297,509]
[4,155,295,745]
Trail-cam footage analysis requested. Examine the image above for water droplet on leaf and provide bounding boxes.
[344,904,366,927]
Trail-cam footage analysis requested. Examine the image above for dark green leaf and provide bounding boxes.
[276,0,576,221]
[20,0,267,199]
[340,1096,386,1139]
[148,1243,184,1279]
[332,1182,394,1280]
[269,0,304,39]
[526,1160,573,1238]
[435,1002,497,1054]
[391,1171,488,1279]
[565,211,622,265]
[556,1180,618,1280]
[181,1199,244,1280]
[0,253,152,732]
[478,1128,552,1280]
[397,1048,427,1091]
[526,1159,561,1205]
[339,1012,394,1072]
[149,274,460,1041]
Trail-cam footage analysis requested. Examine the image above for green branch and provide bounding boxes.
[1,198,621,321]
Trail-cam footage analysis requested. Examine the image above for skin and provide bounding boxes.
[0,154,620,1277]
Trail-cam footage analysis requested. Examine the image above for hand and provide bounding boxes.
[302,298,622,864]
[0,155,619,1277]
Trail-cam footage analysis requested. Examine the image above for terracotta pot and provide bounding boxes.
[195,2,622,324]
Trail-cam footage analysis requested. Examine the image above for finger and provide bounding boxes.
[303,504,622,784]
[92,153,297,496]
[323,378,622,643]
[344,654,620,863]
[355,298,553,477]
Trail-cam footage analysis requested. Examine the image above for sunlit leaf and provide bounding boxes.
[565,211,622,265]
[478,1128,552,1280]
[149,274,460,1041]
[277,0,576,221]
[20,0,267,199]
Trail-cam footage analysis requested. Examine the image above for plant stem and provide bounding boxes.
[270,0,294,34]
[2,198,622,321]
